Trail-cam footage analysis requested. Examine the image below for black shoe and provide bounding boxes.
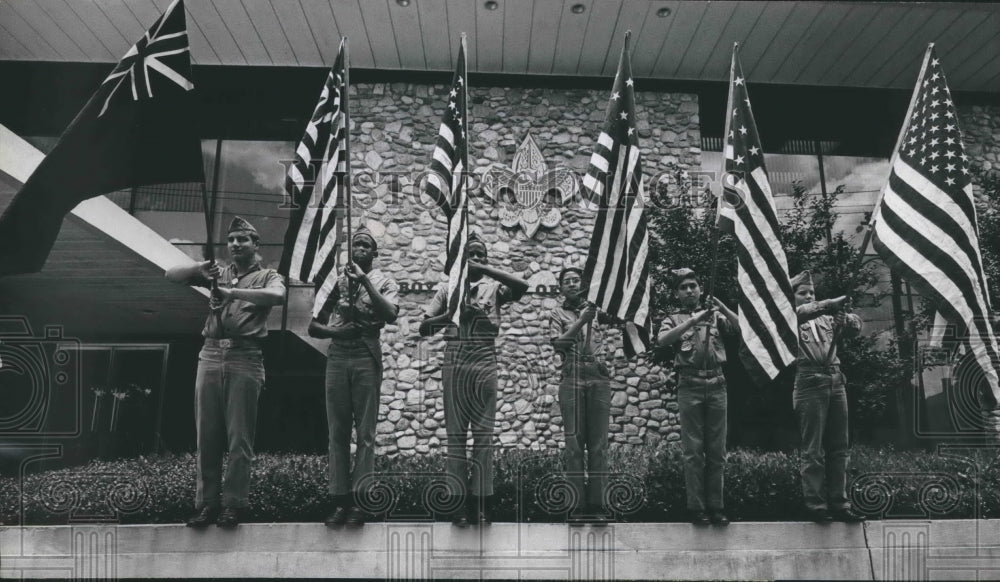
[324,506,348,527]
[690,511,711,526]
[467,496,491,525]
[451,508,470,528]
[185,506,219,528]
[471,510,491,525]
[709,511,730,526]
[831,507,866,523]
[345,506,367,526]
[806,508,834,523]
[216,506,242,529]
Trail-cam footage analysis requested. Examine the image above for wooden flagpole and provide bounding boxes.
[343,38,355,306]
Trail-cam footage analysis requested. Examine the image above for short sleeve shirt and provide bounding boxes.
[424,278,513,341]
[797,312,863,366]
[659,311,734,370]
[316,268,399,337]
[202,262,285,339]
[548,301,606,365]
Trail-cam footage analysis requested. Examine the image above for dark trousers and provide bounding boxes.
[558,361,611,508]
[677,375,727,511]
[325,339,382,497]
[442,343,497,497]
[793,367,851,512]
[194,345,264,509]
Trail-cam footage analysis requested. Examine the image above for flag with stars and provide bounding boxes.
[718,45,797,381]
[581,31,651,358]
[873,44,1000,404]
[0,0,203,276]
[425,35,470,326]
[279,38,349,318]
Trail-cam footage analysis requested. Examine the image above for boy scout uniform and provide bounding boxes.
[660,309,734,514]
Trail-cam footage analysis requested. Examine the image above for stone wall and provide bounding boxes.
[960,104,1000,175]
[337,82,701,456]
[959,104,1000,208]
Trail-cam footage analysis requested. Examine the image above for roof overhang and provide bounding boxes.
[0,1,997,92]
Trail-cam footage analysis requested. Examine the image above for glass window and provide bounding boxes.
[820,155,890,249]
[698,147,822,220]
[208,140,295,269]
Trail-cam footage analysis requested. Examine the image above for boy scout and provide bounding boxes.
[656,268,738,526]
[419,233,528,526]
[309,227,399,527]
[790,270,865,523]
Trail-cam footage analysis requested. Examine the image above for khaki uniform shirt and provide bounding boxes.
[317,268,400,338]
[795,305,863,367]
[548,300,614,368]
[660,311,735,371]
[202,262,285,339]
[425,277,513,341]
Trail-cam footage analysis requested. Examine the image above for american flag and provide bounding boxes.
[425,36,470,326]
[581,31,651,358]
[279,39,348,317]
[717,45,798,380]
[873,44,1000,403]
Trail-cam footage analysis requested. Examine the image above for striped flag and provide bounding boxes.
[581,32,651,358]
[425,36,470,326]
[717,45,798,380]
[872,44,1000,403]
[279,39,349,317]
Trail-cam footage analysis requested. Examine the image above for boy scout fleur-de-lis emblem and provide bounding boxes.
[481,134,578,238]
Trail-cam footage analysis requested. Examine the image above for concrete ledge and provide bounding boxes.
[1,520,998,580]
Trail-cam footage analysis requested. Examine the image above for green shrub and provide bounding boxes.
[2,445,996,525]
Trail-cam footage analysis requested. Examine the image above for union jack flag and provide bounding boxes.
[98,0,194,117]
[0,0,203,276]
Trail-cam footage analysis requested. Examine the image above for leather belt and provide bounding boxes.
[204,337,263,349]
[677,368,722,379]
[798,364,840,374]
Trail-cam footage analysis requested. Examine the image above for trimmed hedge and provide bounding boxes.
[1,444,997,525]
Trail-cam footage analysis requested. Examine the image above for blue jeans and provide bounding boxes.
[558,362,611,507]
[325,338,382,497]
[194,345,264,509]
[677,375,727,511]
[793,367,851,512]
[443,343,497,497]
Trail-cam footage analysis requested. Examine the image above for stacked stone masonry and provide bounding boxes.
[335,82,701,456]
[960,104,1000,197]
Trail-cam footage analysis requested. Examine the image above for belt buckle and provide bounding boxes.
[218,339,233,348]
[697,370,714,378]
